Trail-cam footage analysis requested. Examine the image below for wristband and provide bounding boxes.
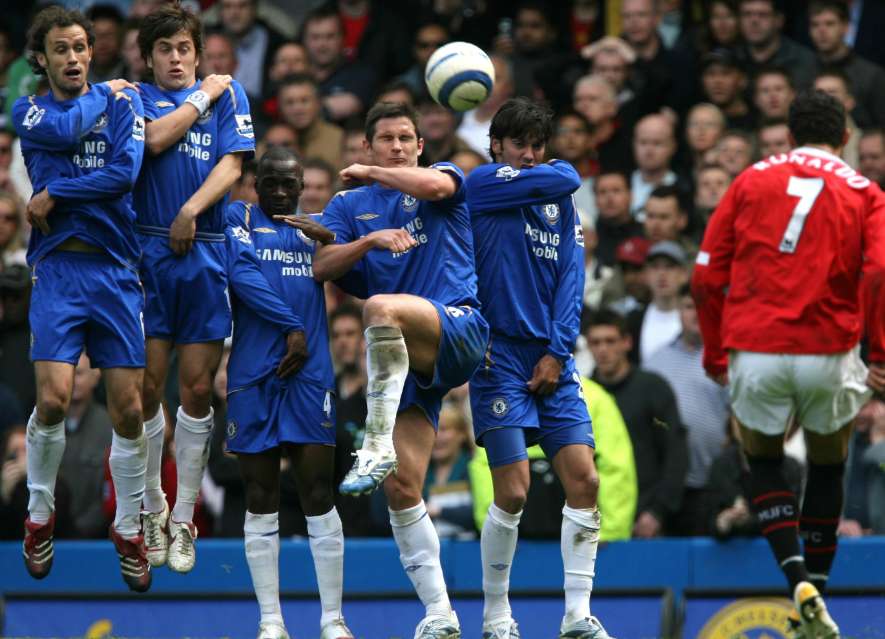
[185,90,210,116]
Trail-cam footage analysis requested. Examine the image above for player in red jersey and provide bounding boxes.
[692,90,885,639]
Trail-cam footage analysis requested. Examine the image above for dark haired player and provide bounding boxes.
[133,4,255,573]
[15,6,150,591]
[465,97,613,639]
[693,89,885,639]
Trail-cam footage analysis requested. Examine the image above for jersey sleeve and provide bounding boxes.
[320,191,369,298]
[862,186,885,361]
[429,161,466,204]
[691,172,742,377]
[216,81,255,159]
[225,221,304,333]
[547,197,584,361]
[138,84,160,121]
[465,160,581,214]
[45,89,145,202]
[13,84,112,151]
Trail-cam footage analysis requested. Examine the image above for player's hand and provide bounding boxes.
[27,188,55,234]
[202,74,233,102]
[339,163,375,187]
[273,214,336,244]
[367,229,418,254]
[169,209,197,255]
[526,354,562,395]
[867,362,885,394]
[632,511,662,539]
[278,330,308,378]
[104,78,138,95]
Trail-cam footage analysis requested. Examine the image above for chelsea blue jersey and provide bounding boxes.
[465,160,585,360]
[134,80,255,236]
[322,162,480,307]
[14,84,145,268]
[225,201,334,392]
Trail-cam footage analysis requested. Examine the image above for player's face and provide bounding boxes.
[755,75,794,118]
[587,325,630,377]
[492,136,545,170]
[643,196,684,243]
[37,25,92,100]
[149,30,198,91]
[809,10,847,55]
[331,315,363,369]
[367,117,423,168]
[594,174,631,221]
[257,159,303,216]
[758,124,791,157]
[300,167,333,214]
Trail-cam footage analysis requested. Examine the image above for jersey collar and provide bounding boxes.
[793,146,846,167]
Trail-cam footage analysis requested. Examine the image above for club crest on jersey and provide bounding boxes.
[132,115,145,141]
[496,165,520,181]
[235,113,254,138]
[91,113,109,133]
[197,106,213,124]
[226,420,237,439]
[231,225,251,244]
[356,213,379,221]
[492,397,509,417]
[253,226,276,233]
[22,104,45,129]
[154,100,174,108]
[402,194,418,212]
[542,203,560,224]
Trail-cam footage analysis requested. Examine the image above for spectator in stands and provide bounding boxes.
[497,1,563,99]
[684,103,726,175]
[0,265,34,412]
[584,37,644,127]
[58,353,113,538]
[457,55,515,161]
[602,237,652,316]
[202,32,238,77]
[814,68,861,167]
[334,0,411,82]
[842,400,885,535]
[301,6,377,122]
[696,0,741,54]
[219,0,286,101]
[587,309,688,538]
[593,171,643,268]
[375,80,417,109]
[628,241,689,364]
[567,0,606,53]
[694,163,732,228]
[121,18,146,82]
[859,129,885,187]
[229,159,258,205]
[753,65,795,123]
[425,404,475,539]
[736,0,816,89]
[642,185,695,259]
[260,122,299,156]
[574,74,633,175]
[645,285,730,536]
[551,111,595,224]
[757,117,792,156]
[714,130,755,177]
[809,0,885,129]
[630,114,680,217]
[0,25,14,130]
[300,158,336,214]
[86,5,125,84]
[582,222,615,310]
[415,99,473,166]
[259,41,310,122]
[700,49,754,132]
[340,123,369,168]
[277,74,343,169]
[396,22,449,99]
[620,0,672,113]
[0,190,25,269]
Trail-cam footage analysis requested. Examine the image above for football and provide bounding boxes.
[425,41,495,112]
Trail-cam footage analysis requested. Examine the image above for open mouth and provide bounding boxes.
[168,69,184,78]
[64,68,82,81]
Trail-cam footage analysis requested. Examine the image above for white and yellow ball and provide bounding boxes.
[425,41,495,112]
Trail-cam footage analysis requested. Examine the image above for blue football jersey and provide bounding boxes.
[322,162,479,307]
[14,84,145,268]
[465,160,585,360]
[134,80,255,236]
[225,201,334,392]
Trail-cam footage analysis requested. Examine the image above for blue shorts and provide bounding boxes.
[139,234,231,343]
[398,301,489,429]
[470,336,593,466]
[30,251,145,368]
[481,422,595,468]
[225,375,336,454]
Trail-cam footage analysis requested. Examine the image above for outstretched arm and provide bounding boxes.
[339,163,459,201]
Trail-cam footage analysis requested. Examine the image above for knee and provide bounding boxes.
[180,378,214,415]
[142,376,163,415]
[299,481,334,517]
[384,473,422,510]
[495,485,528,514]
[37,382,71,424]
[109,395,144,438]
[565,468,600,503]
[245,481,279,514]
[363,295,398,327]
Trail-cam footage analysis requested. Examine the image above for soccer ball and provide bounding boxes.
[425,41,495,112]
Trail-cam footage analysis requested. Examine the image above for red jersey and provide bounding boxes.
[692,146,885,377]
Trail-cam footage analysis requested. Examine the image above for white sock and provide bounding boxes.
[363,325,408,451]
[561,505,600,624]
[171,406,213,524]
[389,501,452,618]
[245,511,283,627]
[142,406,166,513]
[25,410,65,525]
[481,503,522,624]
[110,429,147,538]
[306,507,344,627]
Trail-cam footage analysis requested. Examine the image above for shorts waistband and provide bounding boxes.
[137,224,225,243]
[55,237,105,254]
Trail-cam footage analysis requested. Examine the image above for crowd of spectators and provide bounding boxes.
[1,0,884,542]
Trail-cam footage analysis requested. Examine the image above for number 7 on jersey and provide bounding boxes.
[779,176,824,253]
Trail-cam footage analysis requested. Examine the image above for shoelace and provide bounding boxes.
[173,526,193,558]
[422,618,457,637]
[144,514,164,548]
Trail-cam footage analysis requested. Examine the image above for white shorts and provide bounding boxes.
[728,347,871,436]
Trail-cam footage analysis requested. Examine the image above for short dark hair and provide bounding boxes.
[809,0,850,21]
[27,6,95,76]
[364,101,420,143]
[86,4,124,26]
[753,64,794,89]
[300,5,342,40]
[758,116,788,130]
[258,146,303,180]
[678,283,693,298]
[375,79,417,106]
[861,127,885,144]
[302,157,336,183]
[329,303,363,328]
[585,308,629,337]
[138,4,203,64]
[488,97,555,159]
[557,110,591,133]
[788,90,845,148]
[738,0,781,12]
[815,65,852,92]
[648,184,686,213]
[593,169,630,191]
[277,72,318,95]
